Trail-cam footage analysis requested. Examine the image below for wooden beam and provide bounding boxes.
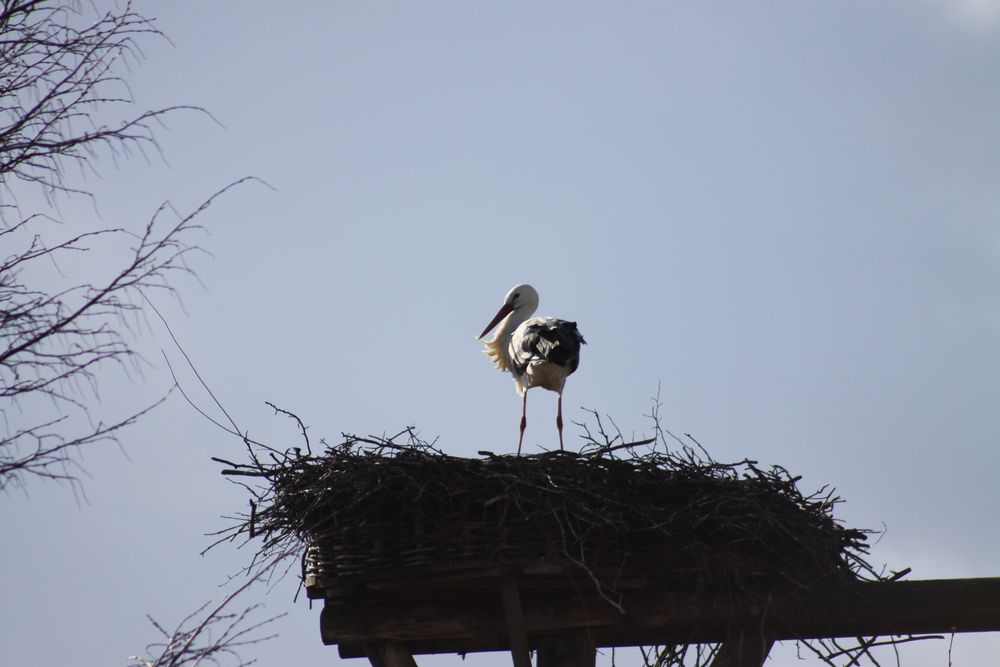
[537,632,595,667]
[499,580,533,667]
[709,632,775,667]
[329,577,1000,657]
[364,641,419,667]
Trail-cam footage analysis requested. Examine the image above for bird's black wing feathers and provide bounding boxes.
[511,318,586,376]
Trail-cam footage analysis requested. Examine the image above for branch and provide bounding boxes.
[0,181,251,490]
[127,552,292,667]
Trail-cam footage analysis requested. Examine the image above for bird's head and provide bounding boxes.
[477,283,539,339]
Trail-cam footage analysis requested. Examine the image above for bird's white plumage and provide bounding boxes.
[507,316,582,395]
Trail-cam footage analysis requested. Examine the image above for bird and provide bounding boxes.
[477,283,585,455]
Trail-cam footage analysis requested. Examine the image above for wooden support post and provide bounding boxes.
[364,641,419,667]
[709,632,774,667]
[537,631,595,667]
[500,580,533,667]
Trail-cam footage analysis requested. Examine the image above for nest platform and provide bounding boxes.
[294,444,868,591]
[218,433,1000,665]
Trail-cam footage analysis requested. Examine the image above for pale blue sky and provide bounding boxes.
[2,1,999,665]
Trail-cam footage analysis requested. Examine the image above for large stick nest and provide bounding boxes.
[215,417,878,595]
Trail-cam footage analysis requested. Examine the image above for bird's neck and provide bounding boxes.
[483,306,535,373]
[494,307,533,343]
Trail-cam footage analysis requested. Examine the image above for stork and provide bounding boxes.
[477,284,585,455]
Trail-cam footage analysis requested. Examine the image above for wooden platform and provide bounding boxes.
[307,560,1000,665]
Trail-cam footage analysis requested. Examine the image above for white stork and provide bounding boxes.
[477,284,586,455]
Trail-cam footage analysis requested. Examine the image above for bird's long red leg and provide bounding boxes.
[557,393,564,451]
[517,392,527,455]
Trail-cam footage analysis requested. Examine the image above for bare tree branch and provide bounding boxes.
[1,4,284,665]
[0,0,202,198]
[127,552,290,667]
[0,180,251,491]
[0,1,231,491]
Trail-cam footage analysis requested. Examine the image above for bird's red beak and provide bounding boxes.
[478,303,514,340]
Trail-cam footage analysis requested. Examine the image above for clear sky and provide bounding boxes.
[2,1,999,666]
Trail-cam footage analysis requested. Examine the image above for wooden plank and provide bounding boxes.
[709,632,775,667]
[329,577,1000,655]
[308,559,577,598]
[312,565,709,600]
[499,580,533,667]
[537,632,595,667]
[364,641,419,667]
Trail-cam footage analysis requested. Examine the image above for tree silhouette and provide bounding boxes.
[0,0,217,491]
